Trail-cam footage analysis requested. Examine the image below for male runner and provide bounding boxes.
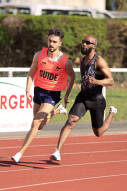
[50,35,117,161]
[11,28,75,163]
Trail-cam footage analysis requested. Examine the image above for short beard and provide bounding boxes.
[81,47,93,55]
[48,47,57,52]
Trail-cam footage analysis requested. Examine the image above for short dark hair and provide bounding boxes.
[48,28,64,41]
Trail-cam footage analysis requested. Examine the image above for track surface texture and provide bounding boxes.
[0,134,127,191]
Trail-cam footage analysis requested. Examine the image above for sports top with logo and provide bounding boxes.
[34,47,68,91]
[80,53,105,99]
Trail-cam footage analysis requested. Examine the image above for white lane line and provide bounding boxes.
[0,159,127,173]
[0,133,126,141]
[1,140,127,149]
[0,173,127,190]
[0,148,127,160]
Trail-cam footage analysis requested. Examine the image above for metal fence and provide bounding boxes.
[0,67,127,131]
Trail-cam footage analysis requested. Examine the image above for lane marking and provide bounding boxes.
[0,173,127,190]
[0,148,127,160]
[0,159,127,173]
[0,133,126,141]
[1,140,127,149]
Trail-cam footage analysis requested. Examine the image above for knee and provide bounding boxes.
[32,119,42,130]
[93,129,102,137]
[94,132,101,137]
[65,115,79,129]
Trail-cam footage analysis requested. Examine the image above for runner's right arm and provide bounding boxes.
[25,51,40,101]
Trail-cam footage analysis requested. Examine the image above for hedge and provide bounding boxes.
[0,14,127,67]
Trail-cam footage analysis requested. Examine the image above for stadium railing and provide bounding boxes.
[0,67,126,130]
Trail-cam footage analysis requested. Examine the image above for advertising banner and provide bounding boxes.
[0,77,34,132]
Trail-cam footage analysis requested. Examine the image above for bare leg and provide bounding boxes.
[57,115,80,152]
[21,103,61,148]
[50,115,79,161]
[20,103,40,150]
[38,108,60,130]
[21,130,32,150]
[19,103,54,155]
[93,112,115,137]
[21,104,63,153]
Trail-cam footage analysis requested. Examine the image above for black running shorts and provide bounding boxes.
[69,92,106,129]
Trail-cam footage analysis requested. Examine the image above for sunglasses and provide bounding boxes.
[82,40,95,45]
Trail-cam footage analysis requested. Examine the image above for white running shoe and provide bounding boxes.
[50,149,61,161]
[57,104,67,115]
[11,152,22,163]
[109,106,117,115]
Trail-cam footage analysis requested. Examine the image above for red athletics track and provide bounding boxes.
[0,134,127,191]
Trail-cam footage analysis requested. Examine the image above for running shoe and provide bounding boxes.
[109,106,117,115]
[50,149,61,161]
[11,152,22,163]
[57,104,67,115]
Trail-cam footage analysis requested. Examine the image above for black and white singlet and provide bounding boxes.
[80,54,105,99]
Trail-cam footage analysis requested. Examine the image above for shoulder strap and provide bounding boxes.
[37,47,48,62]
[58,53,68,69]
[94,53,98,61]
